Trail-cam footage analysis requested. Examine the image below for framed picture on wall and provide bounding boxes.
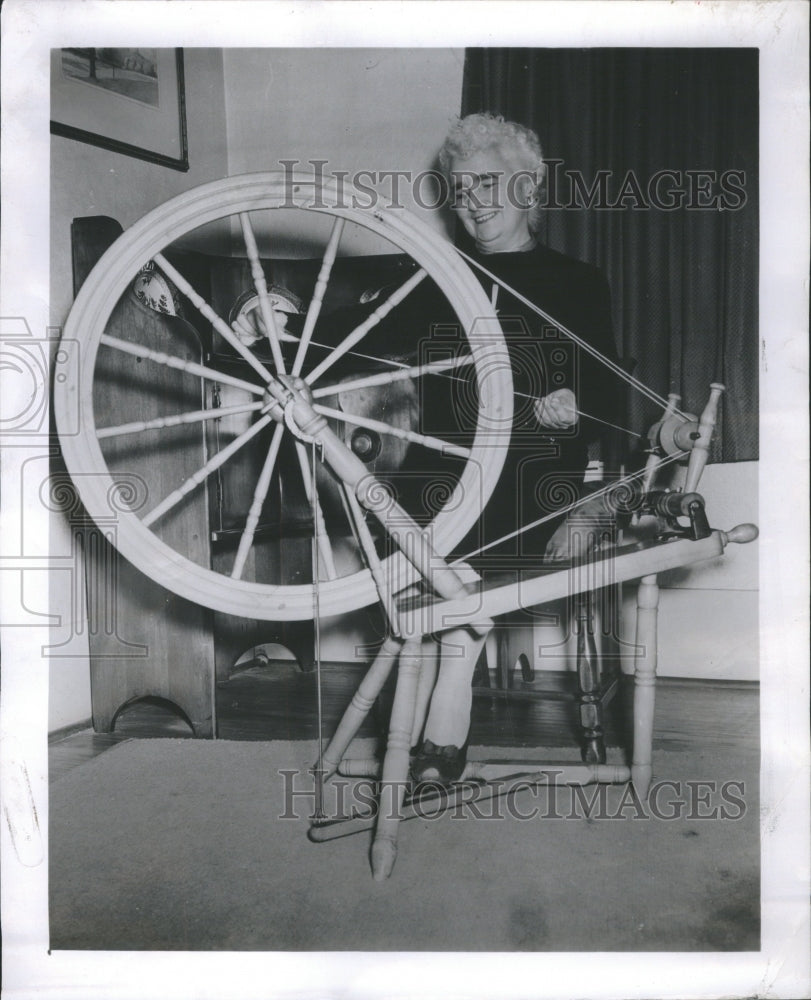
[50,47,189,171]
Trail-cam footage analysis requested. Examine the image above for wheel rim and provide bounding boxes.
[55,173,513,620]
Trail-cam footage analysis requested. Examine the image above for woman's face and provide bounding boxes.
[449,147,534,253]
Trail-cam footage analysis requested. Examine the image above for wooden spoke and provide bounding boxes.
[99,334,265,395]
[152,252,276,385]
[294,441,337,580]
[231,422,285,581]
[304,269,428,385]
[307,342,410,373]
[142,414,274,528]
[238,212,287,374]
[292,217,345,377]
[314,403,471,459]
[97,401,264,440]
[233,312,421,377]
[341,484,401,636]
[311,355,473,399]
[227,314,418,375]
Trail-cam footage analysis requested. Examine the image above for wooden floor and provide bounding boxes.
[49,661,759,784]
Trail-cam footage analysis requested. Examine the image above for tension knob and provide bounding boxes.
[720,523,759,545]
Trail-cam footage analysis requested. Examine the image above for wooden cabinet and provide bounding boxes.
[69,217,414,735]
[72,217,217,736]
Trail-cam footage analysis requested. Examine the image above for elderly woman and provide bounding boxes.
[412,112,619,784]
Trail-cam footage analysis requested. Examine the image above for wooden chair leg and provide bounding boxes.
[575,590,606,764]
[631,574,659,798]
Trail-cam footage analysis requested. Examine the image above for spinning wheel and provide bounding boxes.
[55,172,758,880]
[54,173,513,622]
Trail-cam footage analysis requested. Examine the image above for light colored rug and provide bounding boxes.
[49,738,759,952]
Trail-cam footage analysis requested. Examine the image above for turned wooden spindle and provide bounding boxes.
[371,638,425,880]
[313,403,472,460]
[96,401,264,440]
[142,414,274,528]
[293,217,345,377]
[232,423,285,580]
[238,212,287,374]
[99,334,264,396]
[342,486,402,636]
[153,252,275,386]
[311,355,473,399]
[631,574,659,799]
[683,382,724,493]
[320,635,404,779]
[574,590,605,764]
[305,269,428,385]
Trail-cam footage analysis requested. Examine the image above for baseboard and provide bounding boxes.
[654,676,759,691]
[48,718,94,744]
[246,658,760,692]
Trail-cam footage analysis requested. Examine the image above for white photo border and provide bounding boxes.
[1,2,808,998]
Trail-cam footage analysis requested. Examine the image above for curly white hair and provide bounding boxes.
[439,112,546,230]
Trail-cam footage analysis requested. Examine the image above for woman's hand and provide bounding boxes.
[543,516,595,562]
[533,388,578,430]
[231,313,262,347]
[543,520,575,561]
[543,491,614,561]
[231,308,290,348]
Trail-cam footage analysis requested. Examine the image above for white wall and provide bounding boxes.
[527,461,760,682]
[49,48,229,731]
[624,460,759,681]
[223,48,463,251]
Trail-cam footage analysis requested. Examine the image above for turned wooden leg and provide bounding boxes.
[371,637,423,880]
[575,590,606,764]
[321,634,403,778]
[631,574,659,798]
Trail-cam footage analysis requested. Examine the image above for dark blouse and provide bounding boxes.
[318,242,620,562]
[449,242,620,560]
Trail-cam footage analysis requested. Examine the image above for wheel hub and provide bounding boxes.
[262,374,314,423]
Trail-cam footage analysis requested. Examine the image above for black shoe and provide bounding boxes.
[411,739,468,785]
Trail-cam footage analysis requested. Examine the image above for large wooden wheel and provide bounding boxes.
[55,173,513,621]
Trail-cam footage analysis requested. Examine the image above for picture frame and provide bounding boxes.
[50,47,189,171]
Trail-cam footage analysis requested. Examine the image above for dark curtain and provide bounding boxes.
[463,49,758,462]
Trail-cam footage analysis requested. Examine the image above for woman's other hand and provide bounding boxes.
[533,388,578,430]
